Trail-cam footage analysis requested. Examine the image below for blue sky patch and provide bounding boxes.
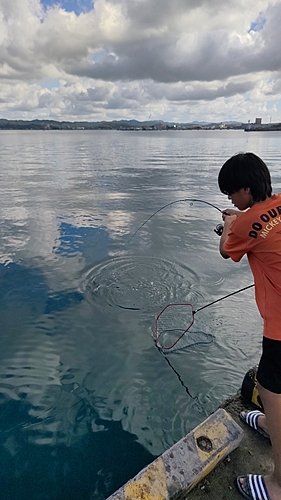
[92,51,108,63]
[41,0,94,15]
[249,14,266,32]
[39,78,60,89]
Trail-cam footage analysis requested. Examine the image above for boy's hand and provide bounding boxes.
[222,209,243,221]
[223,214,237,227]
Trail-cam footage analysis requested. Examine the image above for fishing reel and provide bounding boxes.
[214,223,224,236]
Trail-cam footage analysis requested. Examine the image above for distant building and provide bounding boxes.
[245,117,266,132]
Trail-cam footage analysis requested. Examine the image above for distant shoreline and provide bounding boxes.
[0,119,280,132]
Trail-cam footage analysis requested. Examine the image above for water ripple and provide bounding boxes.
[80,255,203,314]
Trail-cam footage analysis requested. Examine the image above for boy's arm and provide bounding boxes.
[219,215,237,259]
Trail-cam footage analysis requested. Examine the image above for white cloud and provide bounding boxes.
[0,0,280,122]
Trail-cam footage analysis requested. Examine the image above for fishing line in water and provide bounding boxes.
[160,354,211,417]
[128,198,223,243]
[154,284,254,352]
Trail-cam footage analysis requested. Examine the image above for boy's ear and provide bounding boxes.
[244,187,251,194]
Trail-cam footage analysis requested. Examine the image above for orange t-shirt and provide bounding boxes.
[224,194,281,340]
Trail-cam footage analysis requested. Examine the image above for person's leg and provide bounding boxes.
[258,384,281,494]
[238,383,281,500]
[238,338,281,498]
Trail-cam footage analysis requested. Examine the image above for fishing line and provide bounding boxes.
[128,198,223,243]
[160,353,210,417]
[154,283,254,352]
[163,355,194,397]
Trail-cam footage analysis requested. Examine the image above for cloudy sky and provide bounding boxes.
[0,0,281,123]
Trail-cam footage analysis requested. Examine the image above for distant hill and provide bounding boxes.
[0,118,247,130]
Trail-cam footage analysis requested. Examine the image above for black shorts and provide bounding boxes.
[257,337,281,394]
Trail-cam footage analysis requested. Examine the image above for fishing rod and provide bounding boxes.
[128,198,223,243]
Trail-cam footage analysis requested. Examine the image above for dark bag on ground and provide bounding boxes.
[241,366,263,409]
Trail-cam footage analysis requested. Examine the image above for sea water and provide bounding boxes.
[0,129,280,499]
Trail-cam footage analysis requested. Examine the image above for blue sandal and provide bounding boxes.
[237,475,271,500]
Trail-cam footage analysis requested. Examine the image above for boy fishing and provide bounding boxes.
[218,152,281,500]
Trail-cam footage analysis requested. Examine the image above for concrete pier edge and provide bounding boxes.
[106,408,244,500]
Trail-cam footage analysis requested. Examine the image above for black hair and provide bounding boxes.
[218,152,272,202]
